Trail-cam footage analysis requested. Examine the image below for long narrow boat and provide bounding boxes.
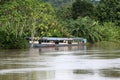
[29,37,87,48]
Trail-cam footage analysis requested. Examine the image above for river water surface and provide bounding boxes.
[0,45,120,80]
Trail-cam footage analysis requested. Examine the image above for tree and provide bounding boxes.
[55,4,72,20]
[0,0,55,48]
[66,17,102,43]
[96,0,120,25]
[0,0,55,37]
[41,0,75,7]
[72,0,94,19]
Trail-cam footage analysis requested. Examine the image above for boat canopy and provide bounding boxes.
[41,37,85,41]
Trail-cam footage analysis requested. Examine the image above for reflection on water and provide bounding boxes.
[73,69,94,75]
[0,45,120,80]
[100,68,120,78]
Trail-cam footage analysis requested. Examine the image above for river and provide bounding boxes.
[0,44,120,80]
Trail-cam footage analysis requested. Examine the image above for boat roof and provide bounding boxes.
[41,37,85,41]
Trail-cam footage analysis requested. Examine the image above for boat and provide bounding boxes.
[28,37,87,48]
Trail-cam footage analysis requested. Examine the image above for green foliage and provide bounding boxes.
[97,22,120,41]
[65,17,102,43]
[55,4,72,20]
[65,17,120,43]
[54,0,120,43]
[41,0,75,7]
[0,30,28,49]
[0,0,56,49]
[16,0,55,37]
[72,0,95,19]
[0,0,120,49]
[96,0,120,25]
[44,19,71,37]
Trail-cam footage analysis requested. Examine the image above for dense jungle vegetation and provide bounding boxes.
[0,0,120,49]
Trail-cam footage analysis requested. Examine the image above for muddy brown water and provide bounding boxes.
[0,45,120,80]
